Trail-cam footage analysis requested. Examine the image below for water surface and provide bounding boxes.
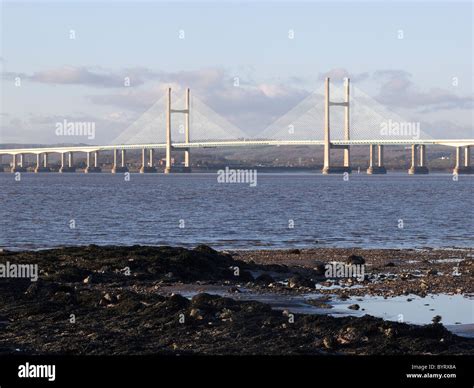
[1,173,473,250]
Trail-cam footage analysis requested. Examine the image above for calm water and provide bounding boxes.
[1,173,473,250]
[161,284,474,336]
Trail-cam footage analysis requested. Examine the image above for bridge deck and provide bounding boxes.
[1,139,473,154]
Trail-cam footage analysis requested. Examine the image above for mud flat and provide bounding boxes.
[0,245,472,355]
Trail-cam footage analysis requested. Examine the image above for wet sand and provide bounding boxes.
[0,245,472,355]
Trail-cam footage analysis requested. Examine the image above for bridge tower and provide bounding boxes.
[322,77,352,174]
[165,87,191,173]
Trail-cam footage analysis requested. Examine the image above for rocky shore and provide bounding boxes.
[0,245,472,355]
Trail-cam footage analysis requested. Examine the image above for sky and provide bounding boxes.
[0,0,473,144]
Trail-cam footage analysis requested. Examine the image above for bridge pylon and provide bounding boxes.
[322,77,352,174]
[165,87,191,173]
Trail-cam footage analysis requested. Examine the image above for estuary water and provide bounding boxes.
[0,172,473,250]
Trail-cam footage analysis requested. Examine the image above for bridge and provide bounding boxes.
[1,78,473,175]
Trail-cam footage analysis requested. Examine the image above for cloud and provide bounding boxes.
[0,112,130,144]
[420,120,473,139]
[88,85,165,110]
[373,70,412,80]
[374,70,473,111]
[2,66,162,88]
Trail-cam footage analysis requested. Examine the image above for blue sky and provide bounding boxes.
[1,0,473,143]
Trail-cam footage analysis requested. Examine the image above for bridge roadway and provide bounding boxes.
[1,138,474,155]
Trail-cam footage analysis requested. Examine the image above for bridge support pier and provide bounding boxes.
[408,144,429,174]
[11,153,27,173]
[367,144,387,174]
[140,148,157,173]
[59,152,76,173]
[453,146,473,174]
[18,154,26,171]
[10,154,16,173]
[112,149,128,173]
[110,148,128,174]
[321,77,352,174]
[85,151,101,173]
[35,153,51,173]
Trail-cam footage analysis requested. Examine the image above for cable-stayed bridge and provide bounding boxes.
[1,78,473,174]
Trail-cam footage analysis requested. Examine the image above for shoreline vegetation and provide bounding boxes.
[0,245,472,355]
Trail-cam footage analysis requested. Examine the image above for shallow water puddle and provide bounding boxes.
[330,294,473,334]
[309,292,472,337]
[159,285,473,337]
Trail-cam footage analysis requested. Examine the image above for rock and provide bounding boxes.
[322,336,334,349]
[99,296,114,306]
[288,249,301,254]
[227,287,241,294]
[348,304,360,310]
[103,293,113,301]
[83,275,94,284]
[337,327,359,344]
[190,293,238,312]
[313,261,326,275]
[427,269,438,276]
[189,308,204,320]
[218,308,233,320]
[50,267,91,282]
[384,327,396,338]
[385,262,395,267]
[287,275,314,289]
[346,255,365,265]
[191,293,220,306]
[100,293,118,305]
[255,273,275,284]
[168,293,190,308]
[193,245,218,255]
